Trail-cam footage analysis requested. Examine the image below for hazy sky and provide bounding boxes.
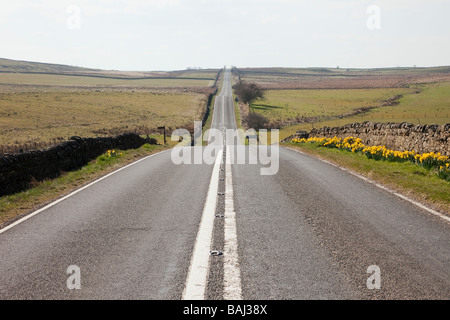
[1,0,449,71]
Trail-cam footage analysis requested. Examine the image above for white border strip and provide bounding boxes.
[0,149,171,235]
[182,148,223,300]
[223,145,243,300]
[285,147,450,224]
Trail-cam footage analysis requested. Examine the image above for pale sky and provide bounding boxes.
[0,0,449,71]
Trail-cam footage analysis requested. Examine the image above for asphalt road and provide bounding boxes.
[0,69,449,300]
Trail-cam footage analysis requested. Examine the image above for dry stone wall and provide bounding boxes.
[307,122,449,156]
[0,133,151,197]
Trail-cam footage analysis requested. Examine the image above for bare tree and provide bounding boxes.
[233,80,265,106]
[244,112,269,130]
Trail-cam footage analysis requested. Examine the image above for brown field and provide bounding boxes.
[233,66,450,89]
[0,90,208,151]
[0,59,222,153]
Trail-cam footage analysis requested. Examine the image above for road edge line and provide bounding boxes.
[284,146,450,224]
[0,149,171,234]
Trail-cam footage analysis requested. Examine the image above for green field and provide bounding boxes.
[246,82,450,141]
[251,87,413,122]
[375,82,450,121]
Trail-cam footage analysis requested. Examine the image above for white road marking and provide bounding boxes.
[184,69,243,300]
[208,94,219,144]
[183,148,223,300]
[223,145,243,300]
[222,96,225,126]
[286,147,450,224]
[0,149,171,235]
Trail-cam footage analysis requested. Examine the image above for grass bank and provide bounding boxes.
[284,142,450,216]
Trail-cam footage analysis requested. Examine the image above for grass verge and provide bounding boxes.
[284,142,450,216]
[201,70,224,144]
[0,142,170,228]
[232,87,248,145]
[201,93,217,144]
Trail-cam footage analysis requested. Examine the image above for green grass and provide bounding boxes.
[284,142,450,214]
[276,82,450,141]
[0,143,169,227]
[379,82,450,119]
[233,92,242,130]
[200,93,217,146]
[231,78,249,145]
[252,87,413,122]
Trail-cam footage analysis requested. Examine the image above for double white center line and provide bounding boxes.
[182,145,242,300]
[223,145,243,300]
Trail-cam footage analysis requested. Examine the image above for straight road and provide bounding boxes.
[0,149,214,299]
[0,69,449,300]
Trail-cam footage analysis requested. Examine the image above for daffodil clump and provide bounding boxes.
[292,137,326,145]
[338,137,366,153]
[362,145,417,163]
[438,163,450,181]
[107,149,116,157]
[106,150,124,157]
[291,136,450,181]
[414,152,449,170]
[292,136,365,153]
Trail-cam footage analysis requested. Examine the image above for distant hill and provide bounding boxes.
[0,57,220,80]
[0,57,98,74]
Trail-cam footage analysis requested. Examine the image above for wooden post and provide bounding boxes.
[157,126,166,145]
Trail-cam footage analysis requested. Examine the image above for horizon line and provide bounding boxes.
[1,57,449,73]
